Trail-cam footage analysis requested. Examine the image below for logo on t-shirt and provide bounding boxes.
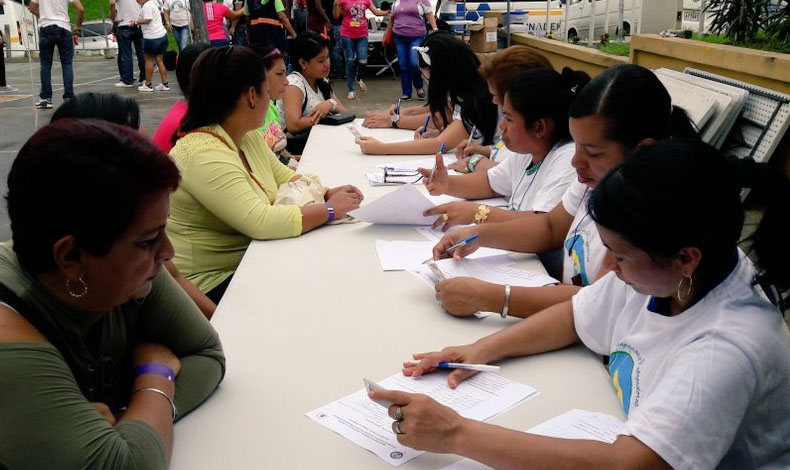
[609,344,643,414]
[565,233,589,286]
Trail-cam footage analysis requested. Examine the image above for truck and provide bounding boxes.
[563,0,683,42]
[0,0,37,58]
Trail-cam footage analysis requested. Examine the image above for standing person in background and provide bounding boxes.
[164,0,192,51]
[134,0,171,92]
[333,0,389,100]
[326,0,344,79]
[28,0,84,109]
[291,0,307,34]
[203,0,244,47]
[0,16,18,93]
[305,0,331,38]
[230,0,248,44]
[112,0,147,88]
[389,0,436,100]
[244,0,296,51]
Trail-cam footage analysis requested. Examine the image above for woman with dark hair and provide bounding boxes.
[169,46,362,302]
[251,45,293,166]
[152,42,212,153]
[429,64,697,318]
[420,68,582,230]
[51,91,218,319]
[371,138,790,469]
[333,0,389,99]
[356,33,499,155]
[0,119,225,468]
[388,0,437,100]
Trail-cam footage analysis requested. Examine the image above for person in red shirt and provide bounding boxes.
[333,0,388,100]
[203,0,244,47]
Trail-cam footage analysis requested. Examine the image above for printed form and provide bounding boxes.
[306,371,539,466]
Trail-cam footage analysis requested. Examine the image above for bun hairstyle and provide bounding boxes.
[570,64,698,149]
[479,45,552,99]
[589,138,790,308]
[506,67,590,145]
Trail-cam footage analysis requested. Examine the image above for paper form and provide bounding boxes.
[374,240,511,271]
[348,185,438,225]
[306,371,539,466]
[376,156,458,172]
[439,409,624,470]
[424,194,509,208]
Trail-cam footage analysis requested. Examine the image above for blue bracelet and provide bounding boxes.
[325,202,336,221]
[135,362,175,381]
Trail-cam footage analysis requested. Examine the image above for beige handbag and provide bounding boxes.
[274,174,326,207]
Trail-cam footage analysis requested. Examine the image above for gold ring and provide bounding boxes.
[442,214,449,221]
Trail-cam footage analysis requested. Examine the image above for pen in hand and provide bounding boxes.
[464,125,476,152]
[420,115,430,138]
[405,360,500,372]
[428,142,446,185]
[422,234,479,263]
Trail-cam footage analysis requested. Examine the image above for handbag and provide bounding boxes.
[383,18,395,49]
[274,174,326,207]
[319,112,355,125]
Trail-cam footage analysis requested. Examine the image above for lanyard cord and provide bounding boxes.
[566,188,591,256]
[507,143,558,211]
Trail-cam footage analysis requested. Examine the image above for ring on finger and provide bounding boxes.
[442,214,449,221]
[392,420,404,435]
[393,406,403,421]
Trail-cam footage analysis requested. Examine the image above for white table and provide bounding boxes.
[170,124,624,469]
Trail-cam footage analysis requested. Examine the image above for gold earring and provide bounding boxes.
[66,276,88,298]
[677,274,693,302]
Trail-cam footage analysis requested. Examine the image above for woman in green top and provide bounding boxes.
[254,45,293,166]
[0,119,225,469]
[169,46,363,302]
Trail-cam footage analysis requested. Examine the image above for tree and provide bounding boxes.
[706,0,769,42]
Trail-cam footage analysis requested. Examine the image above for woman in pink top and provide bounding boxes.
[203,0,244,47]
[152,43,210,153]
[333,0,388,100]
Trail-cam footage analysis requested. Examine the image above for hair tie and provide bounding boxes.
[413,46,431,66]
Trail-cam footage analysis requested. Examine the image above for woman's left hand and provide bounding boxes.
[326,184,364,201]
[356,136,386,154]
[423,201,478,230]
[367,389,465,453]
[307,101,333,124]
[362,113,392,128]
[447,157,471,173]
[435,277,498,316]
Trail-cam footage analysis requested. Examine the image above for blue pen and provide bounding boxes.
[438,142,446,154]
[421,115,430,136]
[422,234,480,263]
[428,141,446,185]
[406,360,500,372]
[396,98,401,116]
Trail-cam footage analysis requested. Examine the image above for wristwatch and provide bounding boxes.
[467,154,485,173]
[391,112,400,128]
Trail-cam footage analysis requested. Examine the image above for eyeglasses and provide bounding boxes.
[383,167,424,184]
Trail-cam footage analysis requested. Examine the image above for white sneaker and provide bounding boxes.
[0,85,18,93]
[114,81,134,88]
[357,79,367,93]
[154,83,170,91]
[347,91,356,100]
[138,83,154,92]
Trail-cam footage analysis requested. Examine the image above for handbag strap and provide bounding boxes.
[179,128,269,195]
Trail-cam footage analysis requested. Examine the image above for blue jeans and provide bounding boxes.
[38,25,74,100]
[292,6,307,34]
[393,33,425,98]
[210,39,230,47]
[116,26,145,85]
[341,36,368,92]
[172,25,190,51]
[329,23,344,78]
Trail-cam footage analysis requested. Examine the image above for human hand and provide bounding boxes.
[402,342,493,387]
[326,184,364,201]
[414,126,439,140]
[423,201,477,230]
[327,186,362,218]
[307,101,333,124]
[417,152,448,195]
[447,157,470,173]
[91,402,118,426]
[435,277,501,317]
[132,343,181,376]
[362,113,392,128]
[355,136,386,155]
[167,23,173,33]
[432,226,481,260]
[368,390,465,453]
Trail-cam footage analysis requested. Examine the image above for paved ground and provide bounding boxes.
[0,56,409,241]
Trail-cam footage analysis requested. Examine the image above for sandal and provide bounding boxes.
[416,89,426,100]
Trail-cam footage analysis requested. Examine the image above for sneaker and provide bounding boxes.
[347,91,356,100]
[398,94,412,101]
[357,79,367,93]
[154,83,170,91]
[114,81,134,88]
[0,85,19,93]
[35,98,53,109]
[138,83,154,92]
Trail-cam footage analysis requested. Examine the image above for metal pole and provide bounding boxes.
[588,0,596,45]
[190,0,209,43]
[101,6,109,48]
[506,0,511,46]
[563,0,569,40]
[635,0,642,34]
[698,0,705,34]
[617,0,624,39]
[603,0,610,36]
[545,0,550,37]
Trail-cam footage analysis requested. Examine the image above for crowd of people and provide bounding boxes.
[1,22,790,470]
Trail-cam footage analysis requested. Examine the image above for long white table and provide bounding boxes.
[170,124,624,469]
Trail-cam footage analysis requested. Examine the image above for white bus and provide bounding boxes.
[0,0,37,58]
[563,0,682,42]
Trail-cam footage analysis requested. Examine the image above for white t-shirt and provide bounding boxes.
[165,0,190,27]
[139,0,167,38]
[486,140,575,213]
[32,0,73,32]
[279,72,329,129]
[112,0,143,27]
[572,253,790,470]
[561,179,602,286]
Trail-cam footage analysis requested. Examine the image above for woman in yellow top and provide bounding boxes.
[168,46,363,303]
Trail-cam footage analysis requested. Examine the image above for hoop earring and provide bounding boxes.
[677,274,693,303]
[66,276,88,298]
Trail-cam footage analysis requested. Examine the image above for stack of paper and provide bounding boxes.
[375,240,511,271]
[366,156,460,186]
[306,371,540,466]
[440,409,624,470]
[410,257,559,288]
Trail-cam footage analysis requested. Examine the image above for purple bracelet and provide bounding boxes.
[135,362,175,381]
[325,202,336,221]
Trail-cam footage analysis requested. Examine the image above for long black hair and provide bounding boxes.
[288,31,332,99]
[176,46,267,139]
[570,64,697,149]
[589,139,790,307]
[418,33,498,145]
[506,67,590,145]
[51,92,140,129]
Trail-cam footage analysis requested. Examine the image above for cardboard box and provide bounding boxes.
[483,11,504,27]
[469,17,498,53]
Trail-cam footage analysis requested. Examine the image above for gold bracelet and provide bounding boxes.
[474,204,490,224]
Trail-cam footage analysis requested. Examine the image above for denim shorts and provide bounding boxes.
[143,35,169,55]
